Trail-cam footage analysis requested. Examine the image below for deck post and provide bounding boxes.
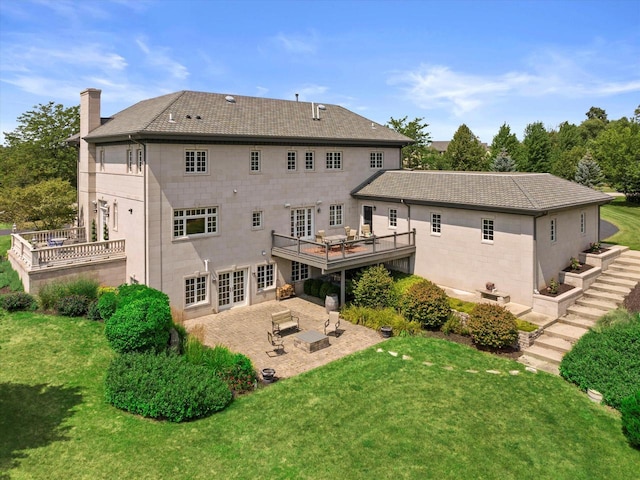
[340,269,346,306]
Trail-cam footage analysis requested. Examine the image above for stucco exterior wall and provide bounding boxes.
[534,205,601,291]
[363,201,536,306]
[91,142,400,318]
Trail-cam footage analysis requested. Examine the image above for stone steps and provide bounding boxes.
[519,247,637,374]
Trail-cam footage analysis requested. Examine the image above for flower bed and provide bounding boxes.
[578,245,623,271]
[559,264,601,290]
[533,286,583,319]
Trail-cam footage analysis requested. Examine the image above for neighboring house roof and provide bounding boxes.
[84,91,413,146]
[352,170,612,215]
[429,141,450,153]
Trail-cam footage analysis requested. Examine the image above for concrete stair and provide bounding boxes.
[519,247,639,375]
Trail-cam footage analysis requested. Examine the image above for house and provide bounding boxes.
[8,88,611,320]
[351,170,612,306]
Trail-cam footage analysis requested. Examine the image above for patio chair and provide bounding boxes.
[361,224,371,237]
[346,227,356,241]
[267,331,285,355]
[315,230,326,243]
[324,311,341,337]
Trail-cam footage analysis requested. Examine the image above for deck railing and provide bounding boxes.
[10,227,125,269]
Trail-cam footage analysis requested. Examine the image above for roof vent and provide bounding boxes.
[196,115,202,120]
[225,95,236,103]
[168,113,176,123]
[186,114,192,119]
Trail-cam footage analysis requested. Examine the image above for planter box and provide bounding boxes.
[578,245,626,272]
[559,266,601,290]
[533,286,583,319]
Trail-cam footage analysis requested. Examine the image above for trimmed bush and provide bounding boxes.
[105,298,173,354]
[97,292,118,321]
[56,295,91,317]
[104,352,233,422]
[1,292,37,312]
[308,278,323,297]
[560,311,640,409]
[183,337,256,394]
[352,265,394,309]
[340,305,422,336]
[399,280,451,330]
[389,273,424,309]
[467,303,518,349]
[117,283,169,306]
[620,390,640,449]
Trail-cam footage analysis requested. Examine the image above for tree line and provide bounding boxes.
[388,105,640,201]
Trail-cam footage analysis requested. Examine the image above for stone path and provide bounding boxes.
[183,296,385,379]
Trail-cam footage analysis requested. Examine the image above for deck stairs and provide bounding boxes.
[519,249,640,375]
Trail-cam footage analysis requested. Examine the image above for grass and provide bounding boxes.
[1,312,638,479]
[601,197,640,250]
[0,236,23,292]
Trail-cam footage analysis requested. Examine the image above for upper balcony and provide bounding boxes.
[271,230,416,273]
[9,227,126,271]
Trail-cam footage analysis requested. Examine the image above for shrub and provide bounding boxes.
[340,305,422,336]
[87,300,102,321]
[560,311,640,409]
[38,278,99,311]
[352,265,394,309]
[303,278,314,295]
[620,390,640,449]
[105,298,173,354]
[97,291,118,321]
[548,278,559,295]
[56,295,91,317]
[183,337,256,394]
[389,273,424,309]
[117,283,169,305]
[467,303,518,349]
[308,278,323,297]
[399,280,451,329]
[104,352,233,422]
[1,292,37,312]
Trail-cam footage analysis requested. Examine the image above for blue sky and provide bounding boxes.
[1,0,638,144]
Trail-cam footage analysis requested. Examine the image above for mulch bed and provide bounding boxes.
[562,263,594,274]
[423,330,522,360]
[623,282,640,312]
[538,283,575,297]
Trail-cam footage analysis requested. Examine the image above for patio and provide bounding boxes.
[182,296,386,380]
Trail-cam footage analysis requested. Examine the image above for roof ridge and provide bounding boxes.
[511,173,546,209]
[141,90,187,132]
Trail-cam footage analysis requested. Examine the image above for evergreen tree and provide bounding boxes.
[489,123,521,164]
[444,124,489,171]
[491,149,517,172]
[574,152,604,188]
[521,122,551,172]
[386,116,432,169]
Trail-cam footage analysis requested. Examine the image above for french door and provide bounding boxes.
[290,207,314,239]
[218,269,248,310]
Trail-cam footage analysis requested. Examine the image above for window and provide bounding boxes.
[305,151,315,170]
[185,274,208,306]
[326,151,342,170]
[112,202,118,231]
[256,264,275,290]
[580,212,586,234]
[185,150,207,174]
[370,152,383,169]
[329,204,343,226]
[250,150,261,172]
[550,218,557,242]
[389,208,397,228]
[291,261,309,282]
[431,213,441,235]
[173,207,218,238]
[287,151,297,171]
[252,210,263,230]
[482,218,494,242]
[127,149,133,172]
[136,149,143,173]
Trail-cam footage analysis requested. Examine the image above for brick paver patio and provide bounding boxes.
[183,296,385,380]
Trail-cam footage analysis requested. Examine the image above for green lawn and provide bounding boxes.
[601,196,640,250]
[1,313,637,479]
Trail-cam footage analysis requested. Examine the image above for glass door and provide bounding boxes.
[290,207,314,239]
[217,269,248,310]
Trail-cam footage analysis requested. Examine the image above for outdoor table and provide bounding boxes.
[293,330,330,353]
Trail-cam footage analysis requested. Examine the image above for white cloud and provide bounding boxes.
[274,32,318,54]
[293,84,328,101]
[136,37,189,80]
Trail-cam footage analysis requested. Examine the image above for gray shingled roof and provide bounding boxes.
[84,91,412,146]
[352,170,612,214]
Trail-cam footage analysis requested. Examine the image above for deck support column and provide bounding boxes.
[340,269,346,307]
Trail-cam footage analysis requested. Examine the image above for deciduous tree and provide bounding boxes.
[444,124,489,171]
[387,116,432,169]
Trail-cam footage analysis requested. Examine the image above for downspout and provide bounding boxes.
[129,135,148,286]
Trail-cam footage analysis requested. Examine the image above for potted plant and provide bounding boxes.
[380,326,393,338]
